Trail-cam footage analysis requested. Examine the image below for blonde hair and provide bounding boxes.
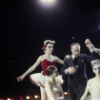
[43,40,55,46]
[91,59,100,67]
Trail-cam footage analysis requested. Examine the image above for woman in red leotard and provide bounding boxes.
[16,40,64,100]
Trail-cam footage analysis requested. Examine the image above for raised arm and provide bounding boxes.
[85,39,100,58]
[16,56,42,82]
[45,82,56,100]
[83,51,100,63]
[80,81,90,100]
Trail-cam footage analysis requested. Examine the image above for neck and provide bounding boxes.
[72,54,77,59]
[95,75,100,81]
[45,52,51,56]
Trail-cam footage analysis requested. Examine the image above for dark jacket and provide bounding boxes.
[61,51,100,88]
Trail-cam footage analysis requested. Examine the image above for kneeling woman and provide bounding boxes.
[45,65,64,100]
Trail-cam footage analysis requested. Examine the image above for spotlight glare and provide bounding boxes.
[64,92,69,95]
[34,95,38,98]
[26,96,30,99]
[37,0,58,8]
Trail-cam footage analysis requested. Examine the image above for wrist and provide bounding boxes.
[22,74,26,77]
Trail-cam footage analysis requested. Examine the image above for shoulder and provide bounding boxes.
[52,55,59,60]
[80,53,87,56]
[53,55,57,58]
[87,78,94,84]
[65,55,70,59]
[38,55,44,60]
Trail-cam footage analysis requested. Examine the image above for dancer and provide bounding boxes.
[80,60,100,100]
[60,39,100,100]
[16,40,64,100]
[45,65,64,100]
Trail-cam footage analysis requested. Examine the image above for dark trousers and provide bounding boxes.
[69,87,85,100]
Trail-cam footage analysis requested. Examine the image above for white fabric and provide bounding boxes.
[45,80,64,100]
[87,84,100,100]
[29,72,64,88]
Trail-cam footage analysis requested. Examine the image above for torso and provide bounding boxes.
[51,85,61,97]
[88,78,100,100]
[47,80,62,99]
[41,55,57,75]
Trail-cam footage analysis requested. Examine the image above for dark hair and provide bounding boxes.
[70,43,80,48]
[46,65,56,76]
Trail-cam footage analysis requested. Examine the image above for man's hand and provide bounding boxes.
[65,66,77,75]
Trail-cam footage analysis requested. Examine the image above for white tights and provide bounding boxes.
[40,86,47,100]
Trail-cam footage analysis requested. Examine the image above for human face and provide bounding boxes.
[93,64,100,75]
[52,68,58,78]
[71,45,80,57]
[45,43,54,53]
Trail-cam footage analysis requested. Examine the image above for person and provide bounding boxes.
[16,40,64,100]
[60,39,100,100]
[45,65,64,100]
[80,60,100,100]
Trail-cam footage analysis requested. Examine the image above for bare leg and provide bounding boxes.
[40,86,47,100]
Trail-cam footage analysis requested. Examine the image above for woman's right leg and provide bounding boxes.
[40,86,47,100]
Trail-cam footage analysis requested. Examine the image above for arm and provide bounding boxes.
[85,39,100,55]
[84,51,100,63]
[55,56,64,65]
[80,81,90,100]
[60,56,77,76]
[57,85,64,100]
[17,56,42,82]
[45,82,56,100]
[60,57,69,76]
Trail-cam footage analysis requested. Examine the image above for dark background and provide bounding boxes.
[1,0,100,98]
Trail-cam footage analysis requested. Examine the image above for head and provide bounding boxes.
[70,43,81,57]
[46,65,58,78]
[42,40,55,54]
[91,60,100,75]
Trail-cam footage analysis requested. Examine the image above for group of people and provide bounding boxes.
[16,39,100,100]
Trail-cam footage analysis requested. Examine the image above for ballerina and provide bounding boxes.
[45,65,64,100]
[80,60,100,100]
[16,39,64,100]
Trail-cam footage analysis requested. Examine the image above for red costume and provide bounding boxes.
[29,59,64,88]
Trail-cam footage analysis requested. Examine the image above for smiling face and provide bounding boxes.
[93,64,100,75]
[45,43,54,54]
[71,44,80,57]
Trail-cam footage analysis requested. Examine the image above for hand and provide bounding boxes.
[85,39,95,49]
[16,75,25,82]
[94,48,100,54]
[65,67,77,75]
[56,96,64,100]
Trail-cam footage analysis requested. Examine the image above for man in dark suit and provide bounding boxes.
[61,40,100,100]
